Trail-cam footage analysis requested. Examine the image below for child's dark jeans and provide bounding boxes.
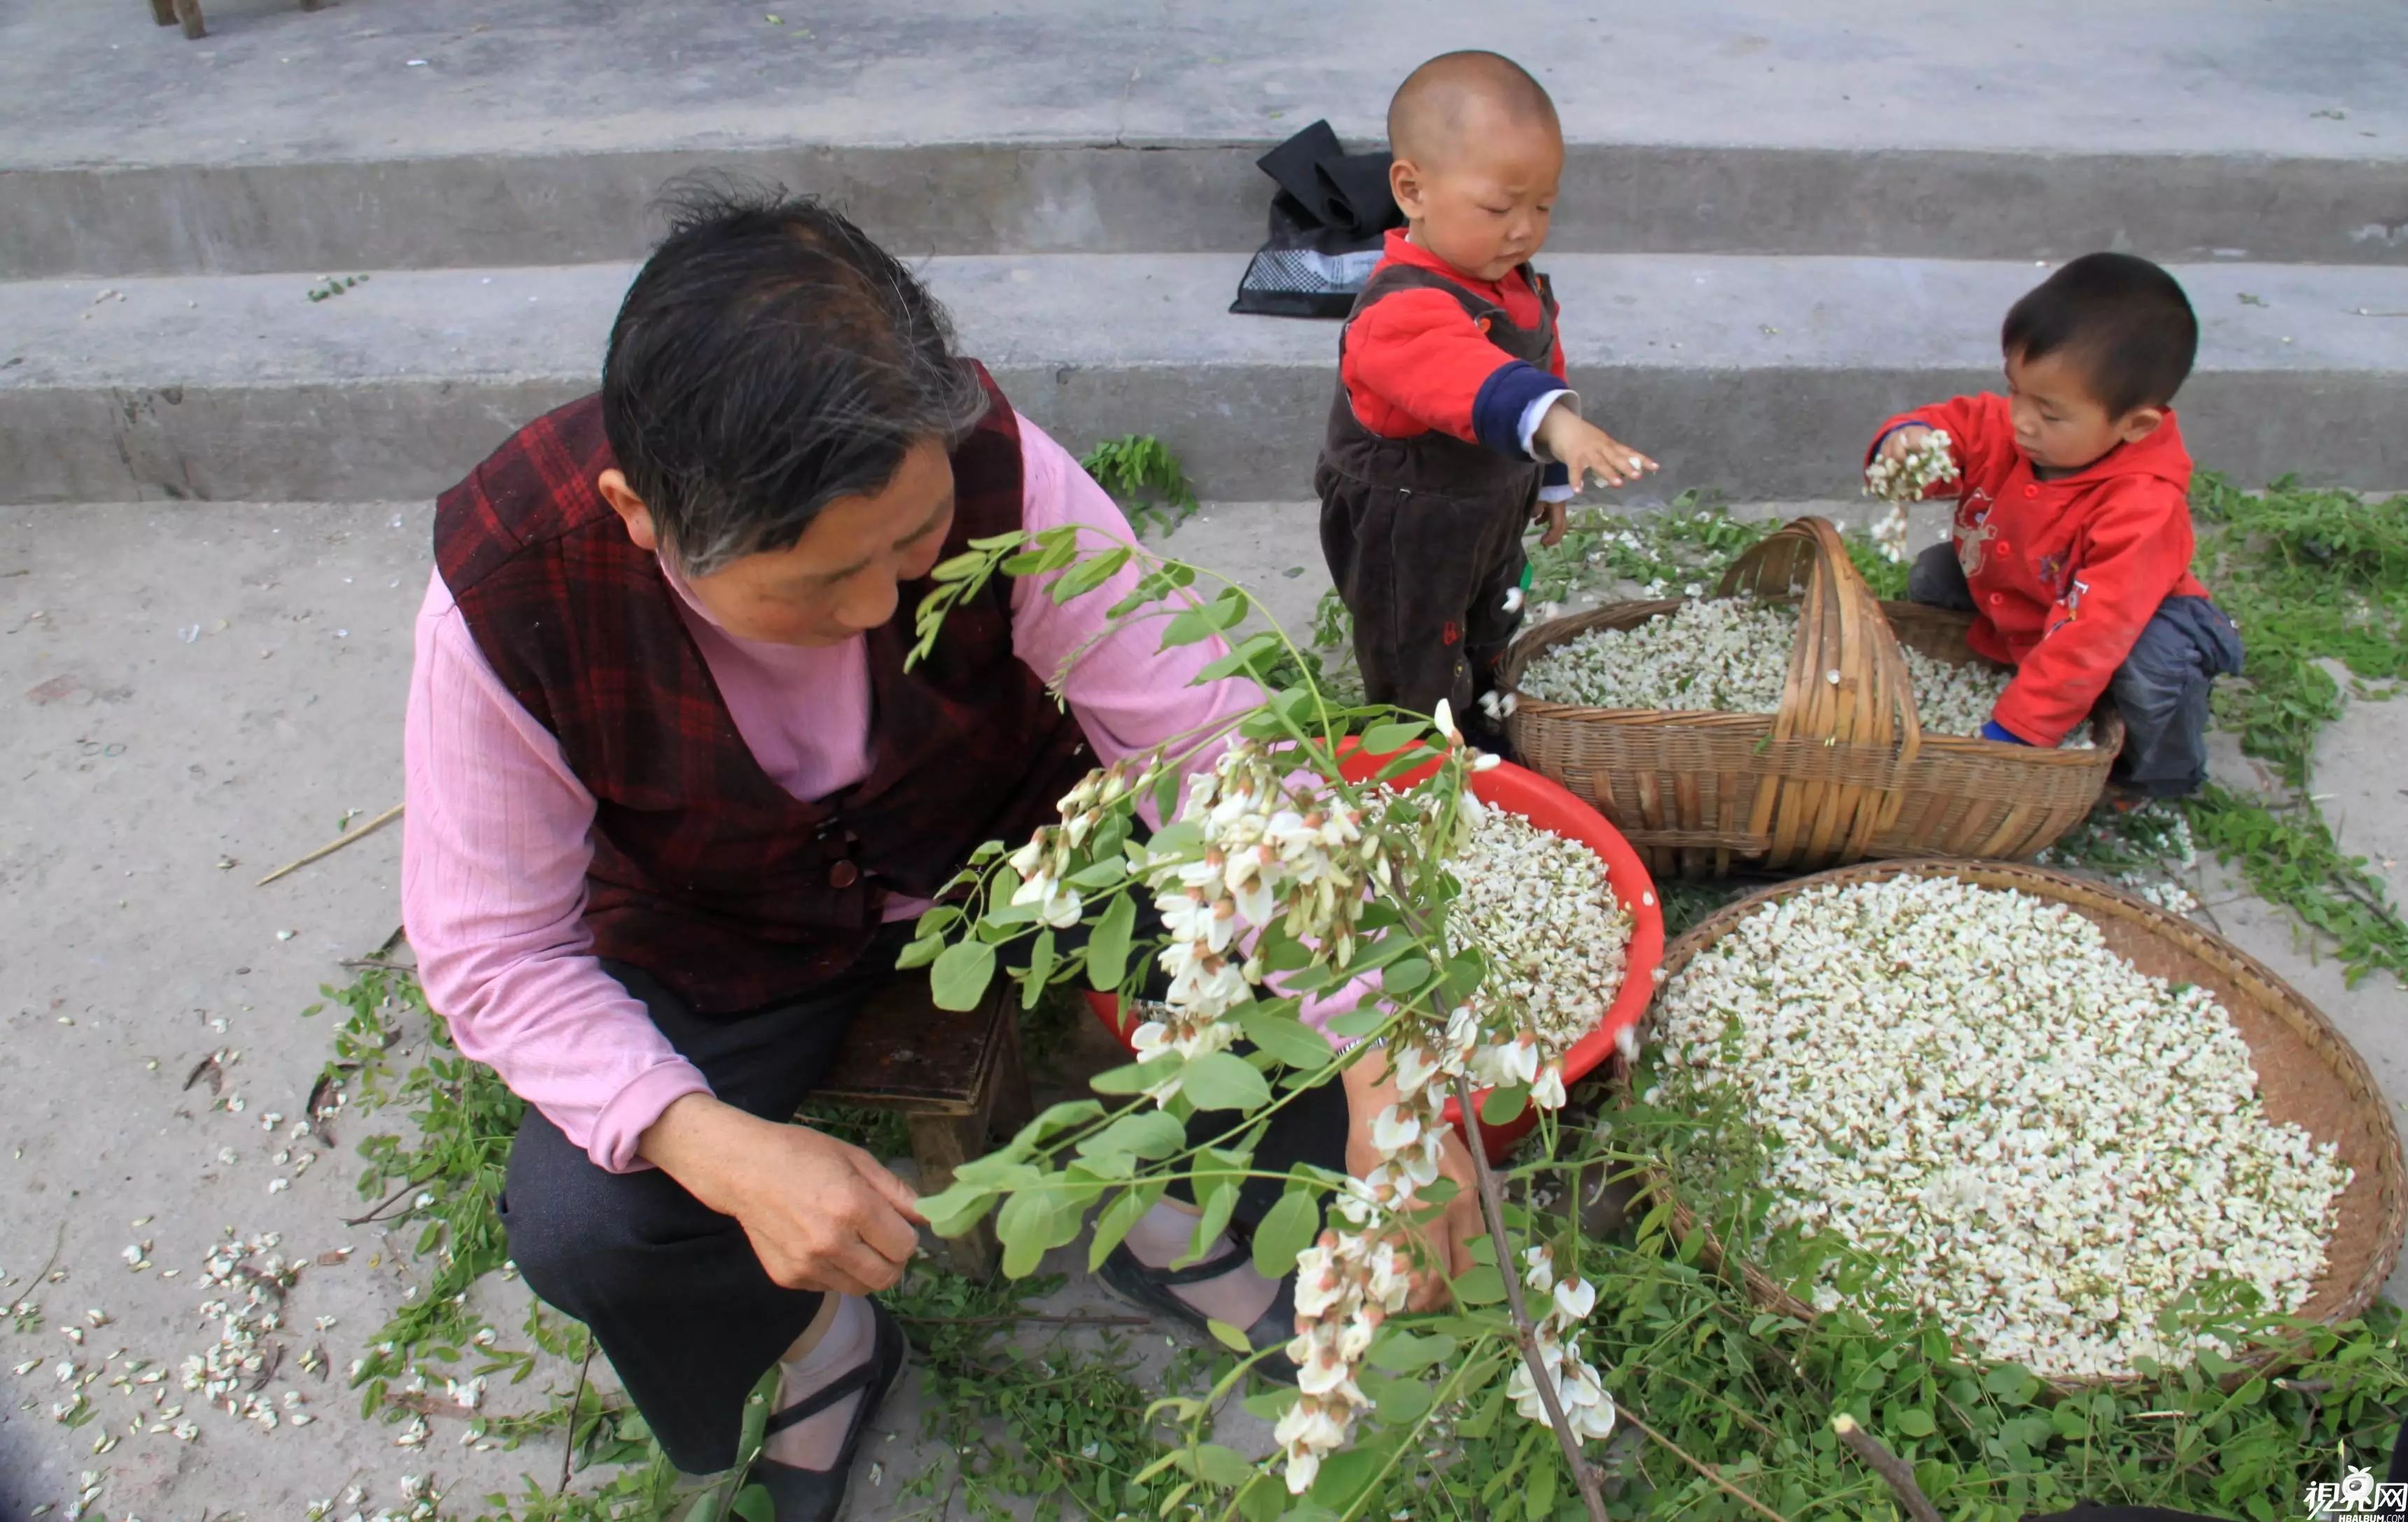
[1907,544,2244,798]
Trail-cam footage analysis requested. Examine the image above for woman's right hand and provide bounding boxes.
[640,1092,925,1295]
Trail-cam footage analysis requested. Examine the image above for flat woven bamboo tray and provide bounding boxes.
[1624,858,2408,1391]
[1500,516,2123,879]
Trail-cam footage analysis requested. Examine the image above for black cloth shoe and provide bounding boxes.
[1097,1243,1300,1386]
[742,1300,908,1521]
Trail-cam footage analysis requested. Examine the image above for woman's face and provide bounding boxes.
[600,438,957,647]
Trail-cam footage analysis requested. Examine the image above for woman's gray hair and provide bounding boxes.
[600,177,992,578]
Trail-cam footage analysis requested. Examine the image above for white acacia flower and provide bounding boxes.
[1008,873,1083,929]
[1369,1106,1421,1155]
[1432,698,1463,745]
[1551,1276,1596,1323]
[1501,585,1526,615]
[1521,1245,1556,1295]
[1530,1063,1568,1111]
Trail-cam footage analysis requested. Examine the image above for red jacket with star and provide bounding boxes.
[1869,393,2212,747]
[1341,229,1570,462]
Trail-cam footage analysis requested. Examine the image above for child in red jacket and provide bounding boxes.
[1868,253,2243,798]
[1317,50,1657,747]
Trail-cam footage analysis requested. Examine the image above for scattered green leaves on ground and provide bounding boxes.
[1083,433,1202,537]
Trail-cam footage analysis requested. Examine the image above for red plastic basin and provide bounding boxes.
[1083,748,1665,1162]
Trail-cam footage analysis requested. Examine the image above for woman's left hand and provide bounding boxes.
[1341,1048,1488,1311]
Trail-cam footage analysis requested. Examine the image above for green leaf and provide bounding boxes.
[1197,631,1282,683]
[1368,1331,1458,1374]
[1894,1407,1936,1438]
[1020,929,1057,1010]
[1161,589,1248,648]
[1206,1318,1253,1354]
[996,1188,1067,1278]
[730,1486,776,1522]
[1523,1451,1560,1522]
[1453,1265,1507,1305]
[1190,1442,1257,1488]
[1375,1376,1435,1427]
[1983,1362,2039,1405]
[1250,1190,1322,1278]
[913,904,962,937]
[1050,546,1132,603]
[1090,1053,1183,1095]
[1086,892,1136,989]
[894,934,945,970]
[1379,957,1432,994]
[1180,1050,1272,1111]
[1309,1446,1386,1509]
[1177,1181,1239,1269]
[929,939,996,1011]
[1360,719,1428,754]
[1076,1108,1189,1162]
[1323,1007,1386,1038]
[1238,1004,1337,1069]
[917,1180,999,1237]
[1480,1085,1529,1126]
[1089,1184,1160,1271]
[1019,1099,1105,1145]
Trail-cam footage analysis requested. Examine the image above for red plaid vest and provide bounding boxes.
[434,364,1090,1012]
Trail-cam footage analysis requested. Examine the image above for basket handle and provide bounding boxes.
[1719,517,1924,865]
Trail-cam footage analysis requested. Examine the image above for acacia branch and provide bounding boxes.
[1452,1073,1610,1522]
[1831,1414,1943,1522]
[1617,1409,1794,1522]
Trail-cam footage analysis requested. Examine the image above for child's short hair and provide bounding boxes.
[2001,253,2198,418]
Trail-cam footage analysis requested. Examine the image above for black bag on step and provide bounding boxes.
[1229,119,1402,319]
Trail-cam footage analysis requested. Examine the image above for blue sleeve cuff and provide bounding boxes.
[1979,719,2032,745]
[1542,461,1570,488]
[1472,361,1565,460]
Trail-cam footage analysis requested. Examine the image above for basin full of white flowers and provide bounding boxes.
[1638,862,2393,1385]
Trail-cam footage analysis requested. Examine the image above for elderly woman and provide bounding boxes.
[403,187,1475,1517]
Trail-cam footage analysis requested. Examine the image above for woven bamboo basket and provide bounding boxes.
[1621,859,2408,1393]
[1500,516,2123,879]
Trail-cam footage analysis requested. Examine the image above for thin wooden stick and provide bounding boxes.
[1618,1408,1794,1522]
[1831,1414,1943,1522]
[560,1341,593,1493]
[343,1169,446,1227]
[257,803,403,886]
[1452,1074,1610,1522]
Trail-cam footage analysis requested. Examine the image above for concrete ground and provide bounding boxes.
[3,498,2405,1517]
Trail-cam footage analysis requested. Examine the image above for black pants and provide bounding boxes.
[1318,462,1531,741]
[1908,544,2244,797]
[499,928,1349,1474]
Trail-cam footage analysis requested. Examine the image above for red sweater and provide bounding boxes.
[1870,393,2212,747]
[1341,230,1570,461]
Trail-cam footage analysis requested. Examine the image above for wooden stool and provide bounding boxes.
[805,978,1033,1280]
[150,0,320,41]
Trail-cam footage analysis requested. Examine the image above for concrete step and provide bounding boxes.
[6,0,2406,276]
[6,252,2405,506]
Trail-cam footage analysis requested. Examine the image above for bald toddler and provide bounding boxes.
[1316,50,1656,746]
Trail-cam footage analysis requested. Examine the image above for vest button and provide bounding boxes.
[828,861,859,889]
[2022,484,2039,498]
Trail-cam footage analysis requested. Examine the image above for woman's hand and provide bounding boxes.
[640,1092,925,1296]
[1342,1049,1488,1311]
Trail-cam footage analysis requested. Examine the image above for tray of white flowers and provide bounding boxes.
[1498,516,2124,878]
[1626,857,2407,1391]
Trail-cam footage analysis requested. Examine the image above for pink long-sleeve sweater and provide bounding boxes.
[402,415,1260,1173]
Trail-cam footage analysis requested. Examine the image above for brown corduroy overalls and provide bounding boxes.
[1315,261,1557,738]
